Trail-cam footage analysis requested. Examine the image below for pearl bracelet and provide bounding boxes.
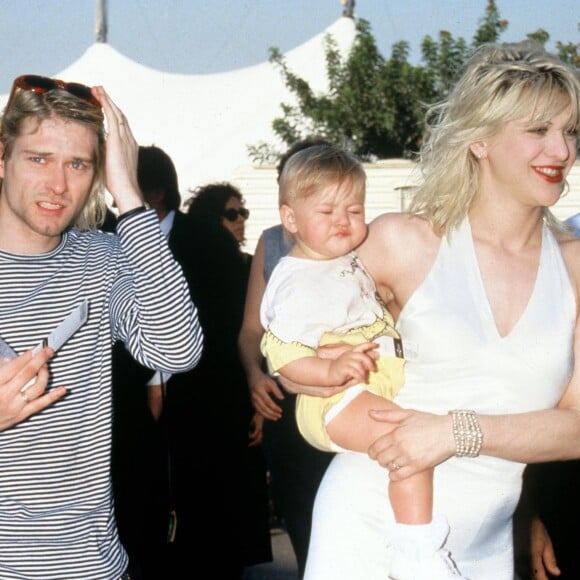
[449,409,483,457]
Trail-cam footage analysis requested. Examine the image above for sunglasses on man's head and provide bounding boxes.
[223,208,250,222]
[9,75,100,108]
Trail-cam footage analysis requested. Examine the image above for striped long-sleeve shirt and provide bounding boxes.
[0,209,203,579]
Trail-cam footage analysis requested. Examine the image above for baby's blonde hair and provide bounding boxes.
[278,144,366,207]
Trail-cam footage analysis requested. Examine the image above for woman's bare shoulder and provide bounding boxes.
[365,212,434,249]
[359,212,441,303]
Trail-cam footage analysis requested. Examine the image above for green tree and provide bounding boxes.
[472,0,509,45]
[249,18,435,161]
[557,39,580,66]
[420,31,469,100]
[527,28,550,47]
[419,0,507,101]
[556,23,580,66]
[257,19,432,160]
[522,25,579,67]
[249,1,577,163]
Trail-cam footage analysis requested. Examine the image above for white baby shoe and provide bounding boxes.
[386,515,467,580]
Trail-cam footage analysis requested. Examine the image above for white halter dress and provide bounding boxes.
[304,219,576,580]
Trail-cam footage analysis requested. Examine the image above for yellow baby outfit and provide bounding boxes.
[260,252,405,451]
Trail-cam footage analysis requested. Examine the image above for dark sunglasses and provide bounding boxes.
[9,74,100,108]
[223,207,250,222]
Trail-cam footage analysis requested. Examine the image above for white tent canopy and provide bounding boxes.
[0,17,356,195]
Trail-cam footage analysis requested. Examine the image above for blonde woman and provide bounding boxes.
[280,42,580,580]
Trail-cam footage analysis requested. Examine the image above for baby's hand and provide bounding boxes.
[329,345,377,386]
[352,342,379,362]
[317,342,354,360]
[318,341,379,362]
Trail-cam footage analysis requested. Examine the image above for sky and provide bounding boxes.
[0,0,577,95]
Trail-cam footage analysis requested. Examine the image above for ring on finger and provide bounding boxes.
[19,390,30,404]
[388,461,401,471]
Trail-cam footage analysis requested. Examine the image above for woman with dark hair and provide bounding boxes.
[186,181,252,263]
[167,180,271,578]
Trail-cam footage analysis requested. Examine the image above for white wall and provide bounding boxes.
[230,160,580,254]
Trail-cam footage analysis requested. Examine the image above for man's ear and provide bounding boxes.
[280,204,298,234]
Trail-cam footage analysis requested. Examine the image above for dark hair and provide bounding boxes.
[137,145,181,212]
[276,136,332,182]
[186,182,244,225]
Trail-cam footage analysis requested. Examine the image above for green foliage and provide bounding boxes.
[248,2,579,163]
[556,24,580,67]
[527,29,550,47]
[557,40,580,67]
[420,32,470,99]
[472,0,509,45]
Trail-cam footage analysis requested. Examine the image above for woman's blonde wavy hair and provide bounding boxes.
[0,86,106,231]
[410,41,580,237]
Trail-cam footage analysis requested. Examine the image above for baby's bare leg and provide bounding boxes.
[326,390,433,524]
[326,390,399,451]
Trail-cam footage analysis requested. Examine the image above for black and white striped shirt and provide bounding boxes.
[0,209,203,579]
